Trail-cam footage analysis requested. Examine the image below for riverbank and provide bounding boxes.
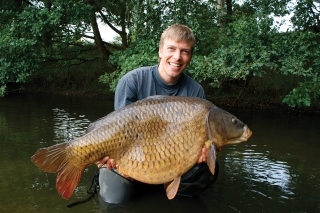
[5,82,319,115]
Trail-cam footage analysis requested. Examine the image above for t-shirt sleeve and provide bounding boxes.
[114,74,137,110]
[183,74,206,99]
[197,87,206,99]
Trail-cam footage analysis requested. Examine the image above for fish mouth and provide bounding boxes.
[223,126,253,146]
[241,126,252,141]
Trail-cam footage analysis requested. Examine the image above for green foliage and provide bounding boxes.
[0,85,6,97]
[188,14,277,87]
[100,0,218,90]
[98,0,320,107]
[0,9,40,85]
[0,0,93,93]
[275,31,320,106]
[291,0,320,31]
[99,39,158,91]
[1,0,320,108]
[282,80,318,107]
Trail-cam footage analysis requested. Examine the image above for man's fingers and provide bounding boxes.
[198,147,208,163]
[100,156,110,164]
[96,156,111,168]
[106,158,117,169]
[202,147,207,162]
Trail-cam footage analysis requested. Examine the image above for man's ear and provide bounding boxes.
[158,47,162,58]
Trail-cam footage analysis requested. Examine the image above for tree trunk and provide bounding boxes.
[226,0,232,16]
[43,1,53,48]
[91,16,111,60]
[119,5,128,48]
[216,0,225,27]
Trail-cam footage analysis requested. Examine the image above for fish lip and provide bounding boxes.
[242,126,252,140]
[221,127,253,146]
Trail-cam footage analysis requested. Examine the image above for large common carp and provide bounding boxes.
[31,95,252,200]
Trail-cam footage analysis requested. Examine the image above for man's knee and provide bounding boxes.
[177,162,219,197]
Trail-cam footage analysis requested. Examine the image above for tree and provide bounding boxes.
[101,0,320,107]
[0,0,319,108]
[0,0,95,95]
[0,0,127,95]
[291,0,320,32]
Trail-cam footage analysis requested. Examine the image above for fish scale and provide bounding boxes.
[31,95,252,200]
[67,97,209,182]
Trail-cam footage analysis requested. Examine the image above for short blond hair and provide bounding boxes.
[159,23,196,53]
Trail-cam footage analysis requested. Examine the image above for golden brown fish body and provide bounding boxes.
[31,95,252,200]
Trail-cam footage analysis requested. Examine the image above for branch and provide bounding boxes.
[99,12,123,35]
[81,34,124,50]
[312,2,320,13]
[88,0,123,35]
[40,56,103,69]
[23,0,34,6]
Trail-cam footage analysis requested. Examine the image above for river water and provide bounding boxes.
[0,93,319,213]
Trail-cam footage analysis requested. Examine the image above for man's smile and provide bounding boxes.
[169,62,181,67]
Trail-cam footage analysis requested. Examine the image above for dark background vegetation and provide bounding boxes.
[1,0,319,114]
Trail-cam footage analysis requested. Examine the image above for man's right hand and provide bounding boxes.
[96,156,134,180]
[96,156,117,169]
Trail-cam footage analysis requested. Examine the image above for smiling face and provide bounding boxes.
[158,38,193,84]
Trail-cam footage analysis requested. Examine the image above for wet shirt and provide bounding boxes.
[114,65,205,110]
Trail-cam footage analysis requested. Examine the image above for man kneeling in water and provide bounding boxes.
[96,23,219,203]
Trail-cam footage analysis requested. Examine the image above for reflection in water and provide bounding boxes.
[28,108,95,211]
[52,108,91,142]
[225,147,293,199]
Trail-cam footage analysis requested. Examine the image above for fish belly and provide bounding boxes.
[68,96,212,184]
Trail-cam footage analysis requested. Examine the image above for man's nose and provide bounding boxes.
[173,50,182,60]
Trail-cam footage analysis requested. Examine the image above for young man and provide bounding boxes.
[97,24,219,203]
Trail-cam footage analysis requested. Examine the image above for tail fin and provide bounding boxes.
[31,143,85,199]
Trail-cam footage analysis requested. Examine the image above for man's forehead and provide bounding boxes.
[162,38,193,48]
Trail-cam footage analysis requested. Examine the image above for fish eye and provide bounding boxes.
[232,117,237,124]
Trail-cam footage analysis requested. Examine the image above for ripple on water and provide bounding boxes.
[52,108,91,143]
[224,147,294,198]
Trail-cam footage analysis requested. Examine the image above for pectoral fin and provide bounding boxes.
[206,144,217,175]
[165,176,181,200]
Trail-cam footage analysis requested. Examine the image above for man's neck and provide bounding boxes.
[158,65,181,85]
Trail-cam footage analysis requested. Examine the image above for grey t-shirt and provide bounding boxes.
[114,65,205,110]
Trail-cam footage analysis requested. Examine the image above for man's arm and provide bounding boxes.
[114,74,137,110]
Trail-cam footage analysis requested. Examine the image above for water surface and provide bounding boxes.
[0,93,319,213]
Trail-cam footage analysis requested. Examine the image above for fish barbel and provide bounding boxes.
[31,95,252,200]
